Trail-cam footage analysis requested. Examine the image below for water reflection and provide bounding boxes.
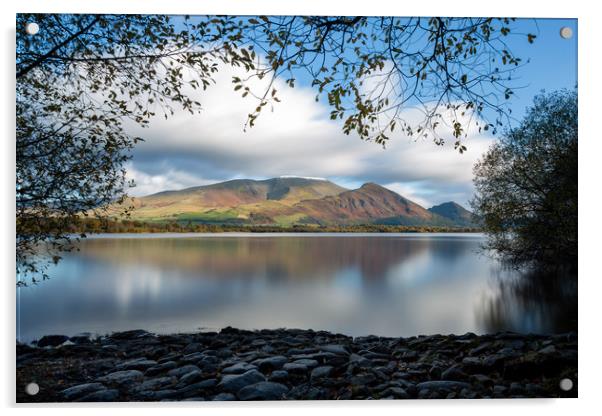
[478,267,577,334]
[16,234,576,342]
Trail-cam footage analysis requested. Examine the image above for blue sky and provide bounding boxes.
[125,17,577,208]
[501,18,577,121]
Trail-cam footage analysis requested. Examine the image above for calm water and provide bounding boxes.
[16,233,575,342]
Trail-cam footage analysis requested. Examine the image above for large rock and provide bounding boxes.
[218,369,266,393]
[37,335,69,348]
[237,382,289,400]
[69,334,93,345]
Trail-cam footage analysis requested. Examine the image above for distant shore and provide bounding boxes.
[17,328,576,402]
[68,218,481,235]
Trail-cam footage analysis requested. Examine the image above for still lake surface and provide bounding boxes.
[17,233,574,342]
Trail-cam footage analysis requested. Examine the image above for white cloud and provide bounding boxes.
[123,62,494,207]
[125,164,213,197]
[383,182,434,208]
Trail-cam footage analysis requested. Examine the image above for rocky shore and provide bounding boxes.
[17,328,577,402]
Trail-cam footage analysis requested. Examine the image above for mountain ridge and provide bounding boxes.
[428,201,475,227]
[120,177,474,227]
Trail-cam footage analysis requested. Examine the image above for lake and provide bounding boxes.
[16,233,576,343]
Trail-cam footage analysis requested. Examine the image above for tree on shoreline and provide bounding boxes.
[471,89,577,271]
[17,14,535,281]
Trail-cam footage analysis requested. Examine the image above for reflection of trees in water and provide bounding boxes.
[478,266,577,334]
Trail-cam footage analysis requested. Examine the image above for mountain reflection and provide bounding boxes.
[16,234,575,342]
[75,234,475,282]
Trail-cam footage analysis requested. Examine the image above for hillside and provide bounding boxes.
[117,177,473,227]
[121,177,347,224]
[291,183,444,226]
[428,202,475,227]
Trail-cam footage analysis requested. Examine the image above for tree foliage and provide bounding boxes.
[16,14,255,281]
[234,16,535,148]
[471,90,577,270]
[16,13,535,281]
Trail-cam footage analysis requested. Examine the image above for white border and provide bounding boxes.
[2,1,599,415]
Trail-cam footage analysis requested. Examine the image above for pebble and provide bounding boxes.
[17,328,577,402]
[319,344,349,355]
[441,366,468,381]
[252,355,288,371]
[282,362,308,374]
[222,362,257,374]
[76,389,120,402]
[269,370,289,382]
[212,392,237,401]
[178,370,205,385]
[218,369,266,393]
[167,364,201,378]
[62,383,107,400]
[381,387,410,399]
[237,381,289,400]
[133,376,175,392]
[292,359,319,368]
[416,380,471,391]
[116,358,157,371]
[145,361,177,376]
[98,370,144,385]
[310,365,333,380]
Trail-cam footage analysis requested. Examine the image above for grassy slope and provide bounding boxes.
[112,178,473,227]
[119,178,347,224]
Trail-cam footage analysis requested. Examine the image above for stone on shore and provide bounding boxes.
[311,366,333,380]
[252,355,288,371]
[37,335,69,348]
[16,328,578,402]
[222,362,258,374]
[62,383,107,400]
[98,370,144,386]
[76,389,120,402]
[218,369,266,393]
[237,382,289,400]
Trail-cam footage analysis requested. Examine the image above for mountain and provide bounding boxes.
[123,177,348,224]
[291,183,442,225]
[428,201,475,226]
[119,177,474,227]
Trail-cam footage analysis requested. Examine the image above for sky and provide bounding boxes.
[124,17,577,208]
